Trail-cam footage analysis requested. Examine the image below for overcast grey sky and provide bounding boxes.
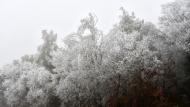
[0,0,173,66]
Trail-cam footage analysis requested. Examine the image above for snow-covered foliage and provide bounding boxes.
[1,61,53,107]
[37,30,58,73]
[0,1,190,106]
[160,0,190,53]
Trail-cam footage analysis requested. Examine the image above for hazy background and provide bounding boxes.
[0,0,173,66]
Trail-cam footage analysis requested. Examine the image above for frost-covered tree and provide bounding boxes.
[0,30,61,107]
[0,72,8,107]
[1,61,56,107]
[1,62,31,107]
[37,30,58,73]
[160,0,190,97]
[100,8,178,106]
[160,0,190,53]
[54,13,104,107]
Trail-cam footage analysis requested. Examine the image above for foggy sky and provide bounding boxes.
[0,0,173,66]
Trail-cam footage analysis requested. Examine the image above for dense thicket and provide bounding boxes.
[0,0,190,107]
